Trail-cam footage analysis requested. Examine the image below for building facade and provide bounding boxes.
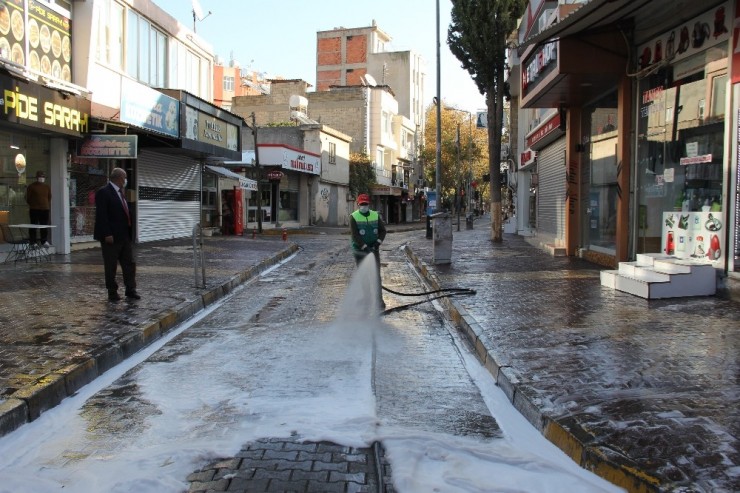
[509,0,739,282]
[239,124,351,228]
[232,79,419,223]
[0,0,254,253]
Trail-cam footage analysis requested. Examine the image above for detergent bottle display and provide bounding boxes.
[661,211,724,265]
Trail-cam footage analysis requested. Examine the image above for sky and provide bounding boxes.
[154,0,487,114]
[0,256,623,493]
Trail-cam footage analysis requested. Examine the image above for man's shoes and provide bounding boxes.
[108,292,121,302]
[125,291,141,300]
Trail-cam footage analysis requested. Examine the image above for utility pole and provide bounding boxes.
[250,112,263,233]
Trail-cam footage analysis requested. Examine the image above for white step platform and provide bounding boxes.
[600,253,717,299]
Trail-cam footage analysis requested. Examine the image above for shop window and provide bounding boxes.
[635,47,727,258]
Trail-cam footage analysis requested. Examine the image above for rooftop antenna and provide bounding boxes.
[192,0,211,33]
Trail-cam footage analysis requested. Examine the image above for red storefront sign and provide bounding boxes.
[526,113,562,149]
[267,170,284,181]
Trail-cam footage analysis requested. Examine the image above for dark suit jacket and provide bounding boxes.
[94,183,132,242]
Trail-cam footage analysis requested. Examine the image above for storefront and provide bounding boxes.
[0,71,90,254]
[524,111,566,249]
[256,144,319,226]
[634,3,732,271]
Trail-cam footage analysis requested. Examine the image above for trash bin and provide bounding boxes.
[465,213,474,230]
[430,212,452,264]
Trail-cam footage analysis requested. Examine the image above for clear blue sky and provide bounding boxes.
[153,0,486,114]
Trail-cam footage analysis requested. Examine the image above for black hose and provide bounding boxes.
[380,287,476,315]
[382,285,476,297]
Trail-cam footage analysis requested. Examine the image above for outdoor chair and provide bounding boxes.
[0,223,30,263]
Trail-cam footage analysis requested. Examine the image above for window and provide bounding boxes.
[95,0,124,69]
[328,142,336,164]
[224,76,234,92]
[125,9,167,86]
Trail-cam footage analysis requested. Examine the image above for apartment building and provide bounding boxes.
[213,58,270,111]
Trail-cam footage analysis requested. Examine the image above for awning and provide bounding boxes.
[204,165,258,191]
[518,0,725,53]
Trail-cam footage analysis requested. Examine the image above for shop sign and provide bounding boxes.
[0,1,72,82]
[519,149,537,170]
[79,135,138,159]
[184,106,239,151]
[522,41,557,94]
[267,170,284,181]
[258,144,321,175]
[371,185,402,196]
[0,74,89,136]
[526,112,562,150]
[120,78,179,138]
[637,2,731,72]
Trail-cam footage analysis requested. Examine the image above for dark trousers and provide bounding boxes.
[101,240,136,294]
[29,209,50,243]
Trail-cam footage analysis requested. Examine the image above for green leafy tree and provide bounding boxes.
[448,0,525,241]
[348,152,376,199]
[420,104,489,209]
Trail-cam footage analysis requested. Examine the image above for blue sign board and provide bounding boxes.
[426,191,437,216]
[120,79,179,138]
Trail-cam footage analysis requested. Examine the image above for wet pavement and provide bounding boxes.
[0,220,738,492]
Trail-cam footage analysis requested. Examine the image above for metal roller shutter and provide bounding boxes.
[536,137,566,241]
[137,151,200,242]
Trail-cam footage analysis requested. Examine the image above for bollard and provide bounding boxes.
[282,227,287,241]
[252,227,256,239]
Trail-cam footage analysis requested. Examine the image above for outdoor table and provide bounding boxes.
[8,224,57,262]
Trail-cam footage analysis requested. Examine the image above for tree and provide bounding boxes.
[419,104,489,209]
[448,0,525,241]
[348,152,376,199]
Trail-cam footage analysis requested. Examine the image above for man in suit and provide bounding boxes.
[94,167,140,302]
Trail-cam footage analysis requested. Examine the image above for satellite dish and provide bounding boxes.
[363,74,377,86]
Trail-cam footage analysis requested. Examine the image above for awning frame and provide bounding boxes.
[204,165,258,191]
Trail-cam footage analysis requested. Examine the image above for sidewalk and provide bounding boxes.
[0,235,298,437]
[403,223,739,492]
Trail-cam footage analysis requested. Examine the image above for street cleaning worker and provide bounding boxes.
[350,193,387,309]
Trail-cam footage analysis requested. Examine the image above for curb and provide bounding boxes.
[0,243,299,439]
[402,245,662,493]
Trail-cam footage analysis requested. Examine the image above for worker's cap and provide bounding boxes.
[356,193,370,205]
[35,170,46,178]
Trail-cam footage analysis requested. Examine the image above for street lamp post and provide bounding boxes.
[435,0,442,212]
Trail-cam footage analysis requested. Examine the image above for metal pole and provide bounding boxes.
[435,0,442,212]
[251,112,263,233]
[456,123,460,231]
